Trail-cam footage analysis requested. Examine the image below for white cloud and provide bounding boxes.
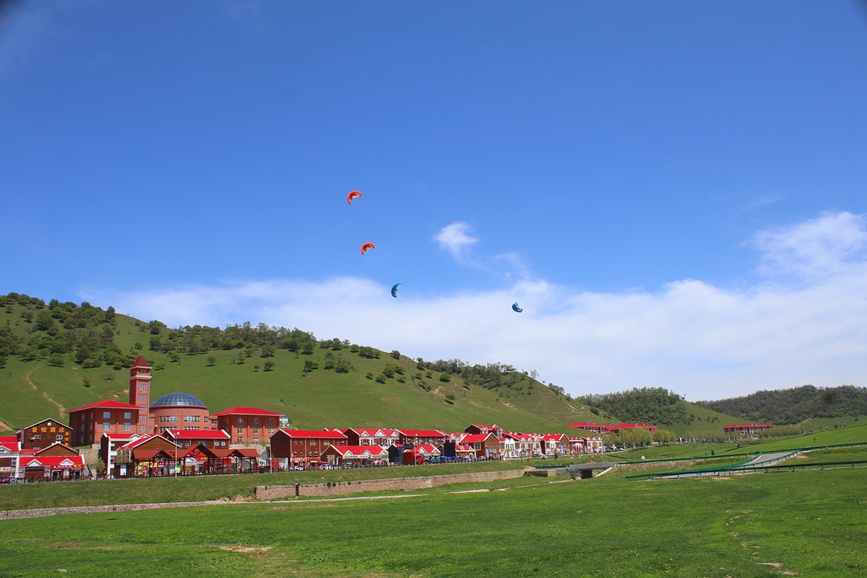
[434,221,478,262]
[84,211,867,403]
[750,211,867,279]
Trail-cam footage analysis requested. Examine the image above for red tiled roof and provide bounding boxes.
[20,455,84,468]
[167,429,230,440]
[460,433,495,443]
[131,355,151,368]
[277,429,347,440]
[0,436,20,452]
[328,445,388,458]
[68,399,139,413]
[211,407,283,417]
[415,444,441,455]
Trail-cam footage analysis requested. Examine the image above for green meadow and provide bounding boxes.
[1,468,865,577]
[2,428,867,577]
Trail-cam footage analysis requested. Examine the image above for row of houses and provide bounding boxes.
[1,420,607,480]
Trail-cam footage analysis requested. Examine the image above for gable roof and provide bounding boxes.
[211,407,284,417]
[68,399,139,413]
[326,445,388,458]
[19,418,72,431]
[131,354,151,369]
[0,436,20,453]
[460,433,497,444]
[20,455,84,468]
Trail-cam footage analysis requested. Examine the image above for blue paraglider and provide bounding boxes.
[391,283,402,298]
[512,302,523,313]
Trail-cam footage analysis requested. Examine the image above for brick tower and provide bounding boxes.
[129,355,153,434]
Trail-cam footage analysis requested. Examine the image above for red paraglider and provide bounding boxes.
[347,190,362,205]
[360,242,375,255]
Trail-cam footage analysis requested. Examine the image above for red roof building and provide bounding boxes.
[568,422,612,434]
[128,355,154,434]
[459,433,500,458]
[320,445,388,466]
[164,429,231,449]
[0,436,21,482]
[723,424,774,435]
[212,407,286,446]
[270,429,348,464]
[397,429,446,446]
[68,400,141,447]
[342,428,401,447]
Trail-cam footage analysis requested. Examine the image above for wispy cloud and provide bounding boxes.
[83,211,867,402]
[750,211,866,279]
[434,221,478,263]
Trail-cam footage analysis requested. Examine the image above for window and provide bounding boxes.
[138,382,148,390]
[253,428,259,434]
[124,412,132,420]
[237,417,244,424]
[102,423,110,431]
[32,434,41,440]
[253,438,259,444]
[236,427,243,434]
[138,394,147,403]
[237,437,243,443]
[123,424,131,431]
[253,418,259,424]
[103,411,111,419]
[184,415,199,423]
[268,418,274,425]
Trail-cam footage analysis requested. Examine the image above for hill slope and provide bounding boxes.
[696,385,867,424]
[0,293,600,434]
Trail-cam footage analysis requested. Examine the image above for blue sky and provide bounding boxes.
[2,1,866,401]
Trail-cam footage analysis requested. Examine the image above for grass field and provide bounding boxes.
[0,468,864,577]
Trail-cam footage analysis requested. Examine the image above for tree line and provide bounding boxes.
[695,385,867,424]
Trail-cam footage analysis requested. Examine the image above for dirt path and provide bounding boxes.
[24,368,66,418]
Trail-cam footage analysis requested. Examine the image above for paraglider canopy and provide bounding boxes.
[391,283,402,298]
[347,190,362,205]
[512,302,523,313]
[360,242,375,255]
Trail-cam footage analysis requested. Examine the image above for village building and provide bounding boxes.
[0,436,21,482]
[569,436,604,454]
[270,429,348,467]
[164,428,231,450]
[459,433,500,459]
[151,392,215,434]
[723,423,774,436]
[212,407,286,446]
[464,424,504,437]
[397,429,447,447]
[18,443,85,481]
[341,427,401,447]
[568,422,613,434]
[129,354,154,434]
[68,400,141,447]
[320,445,388,467]
[18,418,72,450]
[541,433,570,456]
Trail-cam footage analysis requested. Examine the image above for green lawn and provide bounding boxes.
[0,469,864,577]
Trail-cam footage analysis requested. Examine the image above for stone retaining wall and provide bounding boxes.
[255,468,530,500]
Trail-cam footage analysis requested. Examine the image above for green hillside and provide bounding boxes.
[0,293,598,435]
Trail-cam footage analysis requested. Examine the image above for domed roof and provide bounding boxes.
[150,392,207,409]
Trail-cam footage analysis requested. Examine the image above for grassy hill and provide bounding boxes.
[0,295,600,435]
